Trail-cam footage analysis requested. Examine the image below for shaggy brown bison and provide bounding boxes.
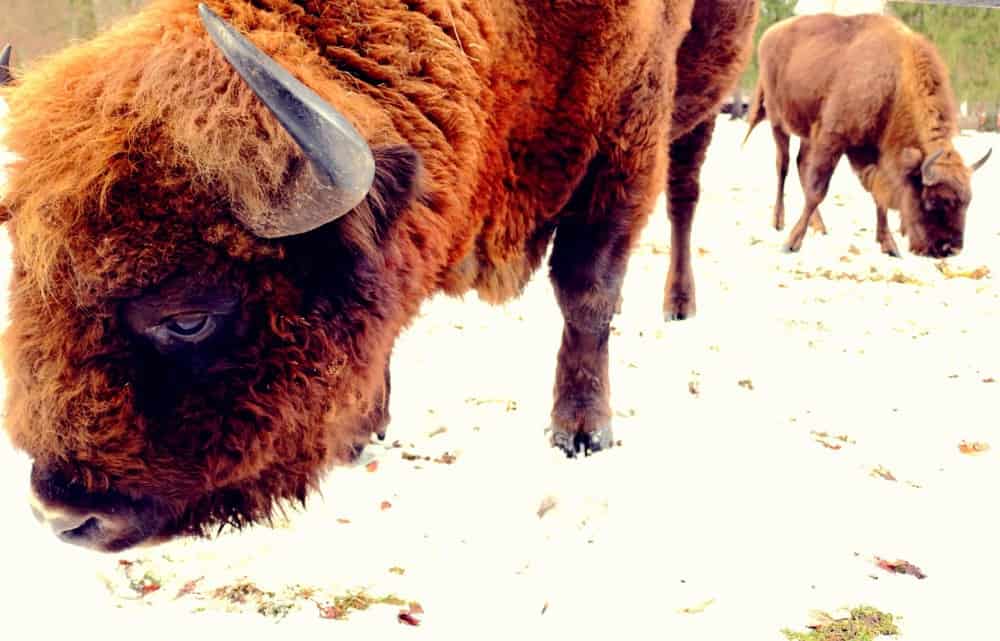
[745,13,991,257]
[0,0,753,553]
[662,0,758,320]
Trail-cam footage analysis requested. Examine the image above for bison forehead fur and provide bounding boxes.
[0,0,709,548]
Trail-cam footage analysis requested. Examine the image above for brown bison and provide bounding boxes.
[662,0,758,320]
[745,13,991,257]
[0,0,752,553]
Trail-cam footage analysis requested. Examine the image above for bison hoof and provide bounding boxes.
[664,302,696,322]
[550,425,614,458]
[879,240,901,258]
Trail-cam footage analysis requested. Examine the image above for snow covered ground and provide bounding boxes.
[1,110,999,640]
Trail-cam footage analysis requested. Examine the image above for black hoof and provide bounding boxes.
[782,243,800,254]
[551,425,614,458]
[664,308,695,322]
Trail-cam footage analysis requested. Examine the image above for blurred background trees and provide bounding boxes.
[1,0,998,129]
[2,0,143,62]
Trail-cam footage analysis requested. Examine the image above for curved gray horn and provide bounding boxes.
[920,149,944,186]
[970,148,992,173]
[198,4,375,238]
[0,44,13,86]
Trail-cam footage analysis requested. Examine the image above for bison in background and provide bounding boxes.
[745,13,991,257]
[662,0,759,321]
[0,0,723,553]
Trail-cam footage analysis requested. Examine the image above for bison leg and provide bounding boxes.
[343,365,392,462]
[771,125,790,231]
[797,140,828,234]
[876,206,901,257]
[784,144,841,253]
[548,152,652,457]
[664,118,715,322]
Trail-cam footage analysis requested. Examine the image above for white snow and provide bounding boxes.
[1,109,999,639]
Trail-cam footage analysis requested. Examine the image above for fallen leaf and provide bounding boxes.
[398,612,421,626]
[380,501,393,511]
[984,377,996,384]
[366,460,379,473]
[870,465,896,482]
[537,496,558,519]
[336,518,351,524]
[317,603,343,619]
[433,452,457,464]
[175,577,204,599]
[678,598,716,614]
[688,380,700,397]
[936,262,991,280]
[959,440,990,455]
[874,556,927,579]
[738,378,754,391]
[408,602,424,615]
[428,427,447,438]
[388,567,406,576]
[138,583,161,596]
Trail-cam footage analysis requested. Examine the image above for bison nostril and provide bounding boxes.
[57,516,102,541]
[50,513,98,536]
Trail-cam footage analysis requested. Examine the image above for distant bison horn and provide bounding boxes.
[920,149,944,186]
[969,148,992,173]
[0,44,12,86]
[199,4,375,238]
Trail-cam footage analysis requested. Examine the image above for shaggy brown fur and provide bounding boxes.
[745,13,990,257]
[662,0,758,321]
[1,0,698,551]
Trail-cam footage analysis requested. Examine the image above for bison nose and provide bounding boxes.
[933,239,959,257]
[31,496,114,547]
[29,500,104,543]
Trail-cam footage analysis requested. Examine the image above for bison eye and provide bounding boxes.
[164,313,212,339]
[149,313,217,343]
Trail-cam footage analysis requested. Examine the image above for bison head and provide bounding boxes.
[0,4,422,552]
[897,145,991,258]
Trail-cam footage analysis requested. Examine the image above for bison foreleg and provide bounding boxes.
[771,125,791,231]
[342,365,392,462]
[548,150,652,457]
[664,118,715,322]
[797,140,828,235]
[876,206,901,257]
[784,144,841,253]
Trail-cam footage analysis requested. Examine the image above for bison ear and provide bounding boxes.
[364,144,423,238]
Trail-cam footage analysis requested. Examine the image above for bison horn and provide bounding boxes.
[920,149,944,186]
[0,44,12,86]
[970,148,992,173]
[199,4,375,238]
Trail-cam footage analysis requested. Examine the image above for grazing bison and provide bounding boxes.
[662,0,758,320]
[745,13,991,257]
[0,0,704,552]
